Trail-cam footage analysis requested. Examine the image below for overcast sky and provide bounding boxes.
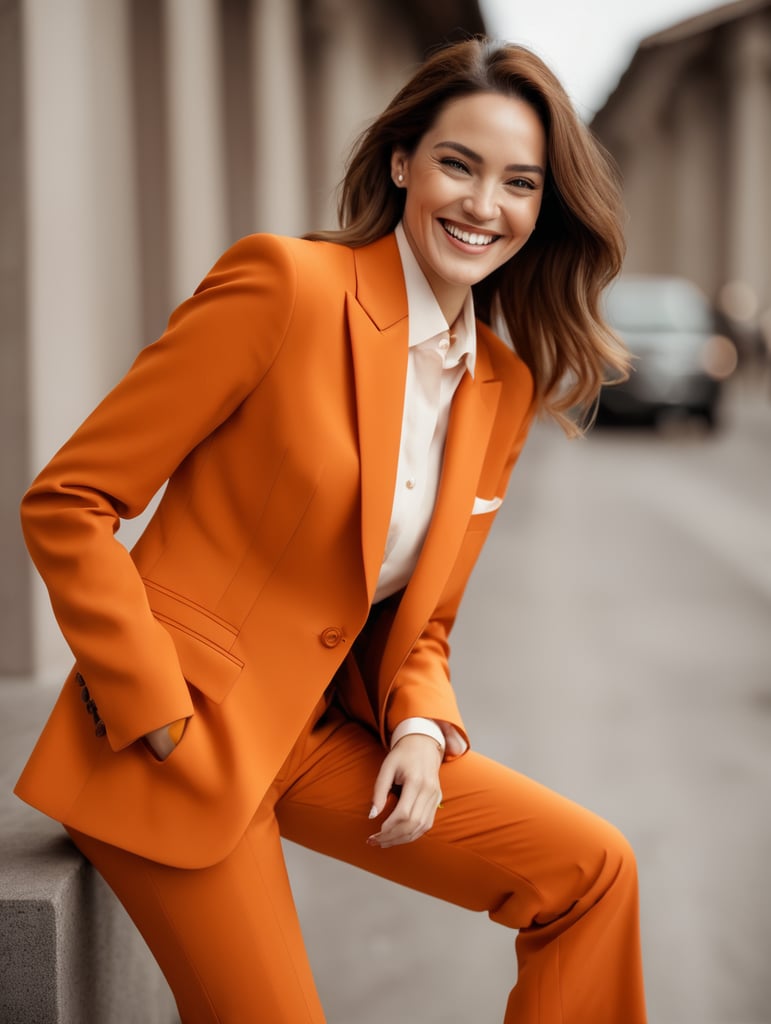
[479,0,731,117]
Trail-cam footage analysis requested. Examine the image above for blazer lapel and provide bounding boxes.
[378,343,502,691]
[347,235,409,603]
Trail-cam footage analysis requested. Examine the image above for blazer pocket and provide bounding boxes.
[471,495,502,515]
[144,580,244,704]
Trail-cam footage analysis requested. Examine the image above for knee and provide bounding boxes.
[609,821,637,869]
[593,818,639,894]
[550,809,640,911]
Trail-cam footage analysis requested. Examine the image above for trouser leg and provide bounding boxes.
[64,701,646,1024]
[277,710,647,1024]
[66,792,326,1024]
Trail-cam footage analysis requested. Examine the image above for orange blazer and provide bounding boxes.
[15,232,534,867]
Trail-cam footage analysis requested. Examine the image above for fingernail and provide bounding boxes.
[366,836,379,846]
[368,804,378,819]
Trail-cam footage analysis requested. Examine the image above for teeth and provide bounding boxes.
[444,222,495,246]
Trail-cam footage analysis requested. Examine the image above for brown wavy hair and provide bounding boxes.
[307,38,629,435]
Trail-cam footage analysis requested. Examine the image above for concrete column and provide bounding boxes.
[724,15,771,313]
[163,0,229,303]
[671,71,722,297]
[0,0,32,677]
[616,118,675,275]
[303,0,417,229]
[249,0,309,236]
[129,0,171,345]
[22,0,141,679]
[596,48,686,276]
[221,0,257,240]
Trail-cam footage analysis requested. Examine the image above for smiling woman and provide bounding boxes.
[391,92,546,323]
[310,39,630,435]
[16,37,645,1024]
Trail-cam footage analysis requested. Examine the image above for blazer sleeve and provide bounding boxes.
[384,381,537,757]
[20,234,298,751]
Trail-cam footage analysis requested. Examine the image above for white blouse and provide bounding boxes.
[376,223,472,757]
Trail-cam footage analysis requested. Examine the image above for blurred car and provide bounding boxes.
[598,274,738,428]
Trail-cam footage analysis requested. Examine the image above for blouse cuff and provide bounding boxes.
[390,717,446,753]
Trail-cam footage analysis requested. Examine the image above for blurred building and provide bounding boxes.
[591,0,771,355]
[1,0,485,679]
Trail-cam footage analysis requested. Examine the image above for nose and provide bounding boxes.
[461,180,499,223]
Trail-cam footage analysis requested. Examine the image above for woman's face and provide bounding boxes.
[392,91,546,318]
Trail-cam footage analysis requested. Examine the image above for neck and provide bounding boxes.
[433,284,469,330]
[399,221,470,327]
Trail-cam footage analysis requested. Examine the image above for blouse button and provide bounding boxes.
[405,478,416,489]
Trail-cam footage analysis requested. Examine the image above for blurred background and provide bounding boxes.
[1,2,769,1023]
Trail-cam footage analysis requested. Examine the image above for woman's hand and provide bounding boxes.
[367,733,443,849]
[143,718,187,761]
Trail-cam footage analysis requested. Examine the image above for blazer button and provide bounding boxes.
[94,721,106,738]
[320,626,344,648]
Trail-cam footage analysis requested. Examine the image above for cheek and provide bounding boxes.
[509,202,541,236]
[402,188,425,224]
[405,174,457,217]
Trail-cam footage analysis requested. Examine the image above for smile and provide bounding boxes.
[441,221,499,247]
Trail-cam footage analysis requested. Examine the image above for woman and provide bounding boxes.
[16,38,646,1023]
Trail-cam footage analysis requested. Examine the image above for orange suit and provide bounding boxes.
[16,232,647,1022]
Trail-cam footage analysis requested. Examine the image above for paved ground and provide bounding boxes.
[4,370,770,1023]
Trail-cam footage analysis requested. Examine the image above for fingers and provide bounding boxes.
[369,758,397,821]
[142,718,187,761]
[367,736,443,849]
[143,727,173,760]
[369,781,442,849]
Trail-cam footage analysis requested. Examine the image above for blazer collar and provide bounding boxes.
[347,235,409,602]
[352,232,408,330]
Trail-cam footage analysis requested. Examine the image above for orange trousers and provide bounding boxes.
[67,699,647,1023]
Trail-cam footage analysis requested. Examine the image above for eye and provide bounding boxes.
[440,157,470,174]
[507,177,537,191]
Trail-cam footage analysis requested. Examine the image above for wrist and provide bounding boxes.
[391,731,444,759]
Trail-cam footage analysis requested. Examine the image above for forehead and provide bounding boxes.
[422,91,546,163]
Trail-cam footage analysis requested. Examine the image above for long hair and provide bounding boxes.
[307,38,629,435]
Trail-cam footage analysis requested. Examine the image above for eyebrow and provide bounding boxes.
[434,140,545,177]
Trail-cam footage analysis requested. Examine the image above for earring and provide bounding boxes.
[397,173,404,184]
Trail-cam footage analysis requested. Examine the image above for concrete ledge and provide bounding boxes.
[0,681,178,1024]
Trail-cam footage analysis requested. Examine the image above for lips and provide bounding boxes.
[441,220,500,247]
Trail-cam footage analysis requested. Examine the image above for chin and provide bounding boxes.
[443,262,497,287]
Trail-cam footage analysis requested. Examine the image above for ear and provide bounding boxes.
[390,148,408,187]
